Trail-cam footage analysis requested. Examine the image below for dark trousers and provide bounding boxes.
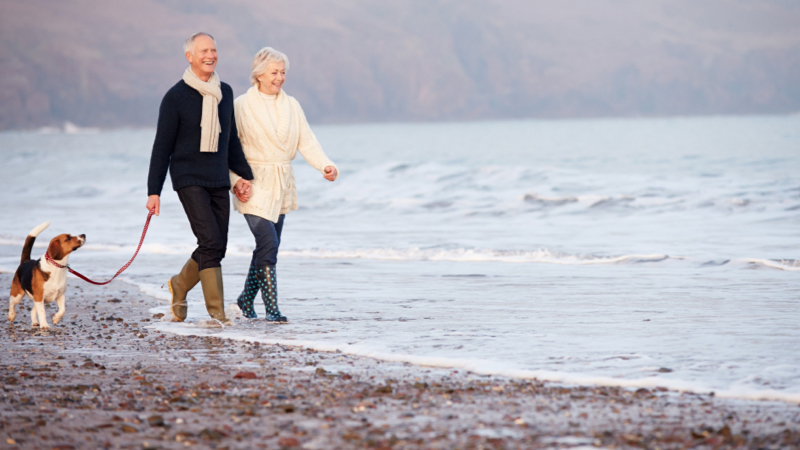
[244,214,285,267]
[177,186,230,271]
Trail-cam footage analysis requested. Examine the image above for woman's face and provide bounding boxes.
[257,61,286,95]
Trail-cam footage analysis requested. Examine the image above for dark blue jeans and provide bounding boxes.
[244,214,285,267]
[177,186,229,271]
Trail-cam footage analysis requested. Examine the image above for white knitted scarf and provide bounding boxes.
[182,67,222,153]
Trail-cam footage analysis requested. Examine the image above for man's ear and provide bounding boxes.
[48,238,64,260]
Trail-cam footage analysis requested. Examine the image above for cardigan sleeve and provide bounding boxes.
[295,99,338,179]
[147,91,180,196]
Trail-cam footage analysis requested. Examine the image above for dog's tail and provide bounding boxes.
[21,222,50,264]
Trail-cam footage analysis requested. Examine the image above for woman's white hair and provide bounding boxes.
[250,47,290,86]
[184,32,216,54]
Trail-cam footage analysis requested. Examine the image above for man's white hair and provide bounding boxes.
[250,47,290,86]
[184,32,216,54]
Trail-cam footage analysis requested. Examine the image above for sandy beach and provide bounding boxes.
[1,274,798,450]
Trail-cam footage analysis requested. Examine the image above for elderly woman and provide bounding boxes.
[231,47,338,323]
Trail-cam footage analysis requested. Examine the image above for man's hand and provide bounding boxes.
[146,195,160,216]
[234,179,252,203]
[323,166,338,182]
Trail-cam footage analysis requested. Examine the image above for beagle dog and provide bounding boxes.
[8,222,85,329]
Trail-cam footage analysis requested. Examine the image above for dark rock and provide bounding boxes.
[199,428,223,441]
[278,404,295,413]
[147,415,165,427]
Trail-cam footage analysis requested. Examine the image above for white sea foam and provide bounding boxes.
[280,248,671,265]
[0,238,673,266]
[149,322,800,404]
[117,277,171,301]
[737,258,800,272]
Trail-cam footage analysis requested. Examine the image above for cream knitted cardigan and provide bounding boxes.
[230,86,337,223]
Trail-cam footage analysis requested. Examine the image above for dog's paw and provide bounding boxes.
[53,315,63,325]
[8,314,15,322]
[39,324,51,330]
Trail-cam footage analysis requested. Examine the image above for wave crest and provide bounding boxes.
[280,248,670,265]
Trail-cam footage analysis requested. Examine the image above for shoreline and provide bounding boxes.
[2,274,799,449]
[152,321,800,406]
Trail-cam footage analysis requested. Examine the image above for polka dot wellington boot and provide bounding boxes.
[258,265,288,323]
[236,261,260,319]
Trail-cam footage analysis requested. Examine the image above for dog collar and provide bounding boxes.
[44,252,67,269]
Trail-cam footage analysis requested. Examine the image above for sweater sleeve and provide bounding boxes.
[295,99,338,179]
[228,112,254,181]
[147,91,179,196]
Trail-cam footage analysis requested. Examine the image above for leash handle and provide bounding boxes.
[69,210,155,285]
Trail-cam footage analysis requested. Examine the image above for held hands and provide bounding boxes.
[146,195,160,216]
[234,179,252,203]
[323,166,338,181]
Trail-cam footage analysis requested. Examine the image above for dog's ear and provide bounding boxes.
[48,237,65,260]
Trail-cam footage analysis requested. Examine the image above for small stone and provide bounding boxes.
[278,404,295,413]
[199,428,223,441]
[342,431,361,441]
[278,437,300,447]
[233,371,257,379]
[147,415,165,427]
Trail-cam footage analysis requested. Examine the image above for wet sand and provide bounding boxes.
[1,274,799,449]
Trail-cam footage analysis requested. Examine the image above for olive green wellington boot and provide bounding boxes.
[199,267,230,324]
[168,258,200,322]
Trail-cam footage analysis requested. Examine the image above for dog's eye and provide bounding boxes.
[65,236,71,241]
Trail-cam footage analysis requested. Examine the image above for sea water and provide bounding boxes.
[1,115,798,402]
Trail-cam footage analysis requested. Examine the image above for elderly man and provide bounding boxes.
[146,32,253,324]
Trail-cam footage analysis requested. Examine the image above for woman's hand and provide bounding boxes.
[234,179,252,202]
[323,166,338,181]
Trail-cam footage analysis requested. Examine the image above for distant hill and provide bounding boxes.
[1,0,799,130]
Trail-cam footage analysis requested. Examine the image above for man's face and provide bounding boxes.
[186,35,217,79]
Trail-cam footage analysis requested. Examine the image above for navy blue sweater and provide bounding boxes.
[147,80,253,196]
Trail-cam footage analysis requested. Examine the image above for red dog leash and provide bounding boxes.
[45,210,155,285]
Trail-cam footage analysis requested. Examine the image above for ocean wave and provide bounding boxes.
[280,248,671,265]
[737,258,800,272]
[522,193,637,209]
[0,237,669,265]
[6,237,796,273]
[0,240,199,256]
